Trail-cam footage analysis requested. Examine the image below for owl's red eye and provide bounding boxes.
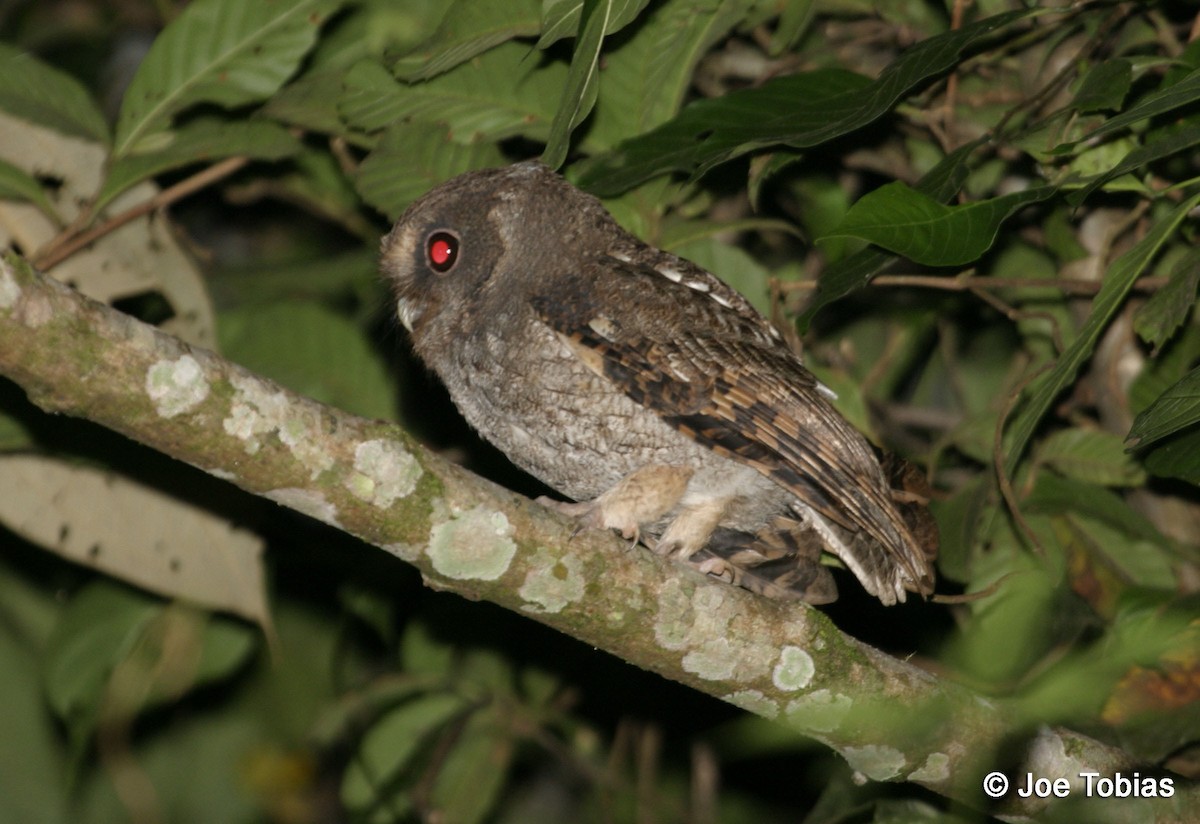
[426,231,460,273]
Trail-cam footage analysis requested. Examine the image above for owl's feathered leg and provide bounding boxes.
[537,464,694,542]
[654,497,735,560]
[690,519,839,604]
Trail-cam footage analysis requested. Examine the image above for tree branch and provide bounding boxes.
[0,254,1190,819]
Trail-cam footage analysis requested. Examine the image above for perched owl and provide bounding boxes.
[381,161,936,605]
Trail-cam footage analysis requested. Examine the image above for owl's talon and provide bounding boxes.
[695,557,735,584]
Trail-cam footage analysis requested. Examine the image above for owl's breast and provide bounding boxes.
[429,319,782,526]
[433,319,671,499]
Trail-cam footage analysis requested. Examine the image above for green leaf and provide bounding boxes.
[1067,120,1200,208]
[236,149,376,240]
[798,138,978,327]
[393,0,542,81]
[1133,246,1200,353]
[585,0,750,152]
[579,67,869,192]
[824,182,1055,267]
[340,45,565,143]
[1034,428,1146,487]
[1004,191,1200,469]
[354,121,505,219]
[114,0,341,156]
[262,67,352,135]
[1141,426,1200,485]
[1062,65,1200,150]
[0,157,60,220]
[96,119,302,213]
[1025,474,1165,547]
[537,0,651,48]
[218,301,396,420]
[0,566,71,823]
[341,693,471,812]
[43,582,159,743]
[0,44,108,143]
[768,0,816,56]
[577,8,1036,193]
[951,547,1064,684]
[429,708,514,824]
[542,0,611,169]
[1129,322,1200,415]
[1126,366,1200,451]
[1072,59,1132,113]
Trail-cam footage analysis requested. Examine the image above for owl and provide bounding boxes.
[381,161,936,605]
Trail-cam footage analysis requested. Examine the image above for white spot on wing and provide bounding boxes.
[684,280,711,293]
[587,316,618,340]
[816,381,838,400]
[656,265,683,283]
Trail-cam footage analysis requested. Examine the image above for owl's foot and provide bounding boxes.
[538,464,694,544]
[653,496,734,561]
[694,523,839,604]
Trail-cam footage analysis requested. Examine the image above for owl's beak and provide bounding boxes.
[397,298,420,332]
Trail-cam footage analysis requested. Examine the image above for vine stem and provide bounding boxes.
[32,156,251,272]
[783,274,1168,295]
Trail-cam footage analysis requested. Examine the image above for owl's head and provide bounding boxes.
[380,161,616,343]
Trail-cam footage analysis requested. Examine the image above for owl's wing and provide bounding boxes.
[530,251,935,603]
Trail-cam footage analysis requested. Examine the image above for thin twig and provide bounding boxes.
[967,285,1066,354]
[937,0,967,152]
[783,273,1168,295]
[932,570,1028,604]
[993,363,1055,557]
[32,156,251,272]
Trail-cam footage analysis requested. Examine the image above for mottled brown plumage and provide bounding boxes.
[381,161,936,605]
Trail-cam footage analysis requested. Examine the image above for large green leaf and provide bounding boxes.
[96,119,302,213]
[0,158,60,221]
[798,139,979,328]
[1133,246,1200,353]
[354,121,505,219]
[0,44,108,143]
[1071,59,1132,114]
[1126,366,1200,451]
[43,582,256,753]
[1004,191,1200,468]
[767,0,816,56]
[341,693,470,814]
[1061,65,1200,150]
[1034,428,1146,487]
[578,66,869,192]
[1141,426,1200,485]
[824,182,1056,266]
[542,0,612,169]
[340,44,566,143]
[1025,474,1166,547]
[537,0,651,47]
[219,301,396,421]
[261,67,353,135]
[393,0,542,81]
[577,8,1036,193]
[1067,119,1200,207]
[114,0,342,156]
[428,708,514,824]
[584,0,751,151]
